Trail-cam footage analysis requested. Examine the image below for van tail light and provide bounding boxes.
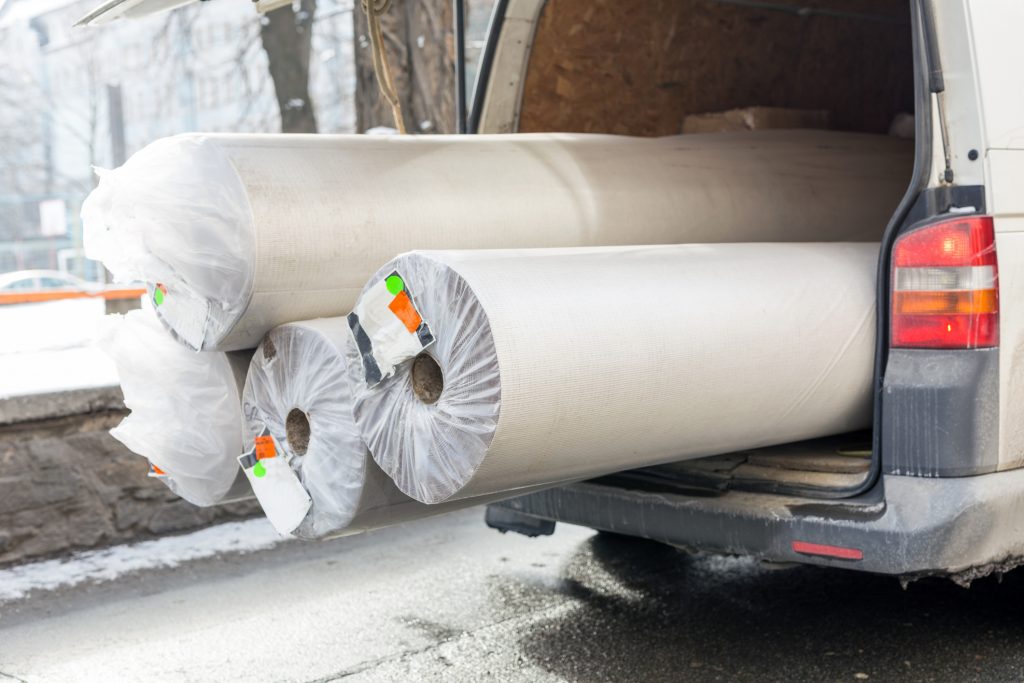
[891,216,998,349]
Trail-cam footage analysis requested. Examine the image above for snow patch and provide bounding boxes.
[0,518,288,603]
[0,347,118,398]
[0,299,107,355]
[0,299,122,397]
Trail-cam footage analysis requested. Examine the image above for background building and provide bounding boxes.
[0,0,357,279]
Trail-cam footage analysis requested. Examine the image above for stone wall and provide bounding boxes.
[0,386,260,566]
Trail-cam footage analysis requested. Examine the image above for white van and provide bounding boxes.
[481,0,1024,582]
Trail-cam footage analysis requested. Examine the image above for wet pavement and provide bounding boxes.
[2,507,1024,682]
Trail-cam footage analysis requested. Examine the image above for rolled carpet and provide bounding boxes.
[82,130,910,352]
[346,243,879,505]
[241,318,544,538]
[97,308,252,507]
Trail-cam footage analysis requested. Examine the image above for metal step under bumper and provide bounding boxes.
[488,469,1024,580]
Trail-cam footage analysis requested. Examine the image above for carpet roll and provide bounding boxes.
[83,131,910,352]
[97,309,252,506]
[241,318,539,538]
[347,243,879,504]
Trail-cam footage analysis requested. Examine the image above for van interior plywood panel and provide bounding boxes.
[634,431,872,493]
[518,0,913,136]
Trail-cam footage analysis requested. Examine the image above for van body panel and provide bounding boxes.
[995,229,1024,468]
[928,0,985,187]
[967,1,1024,150]
[882,348,999,476]
[987,152,1024,219]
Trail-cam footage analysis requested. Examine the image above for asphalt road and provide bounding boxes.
[2,508,1024,683]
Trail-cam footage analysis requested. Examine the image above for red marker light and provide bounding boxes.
[791,540,863,561]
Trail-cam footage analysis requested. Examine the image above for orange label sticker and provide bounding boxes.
[255,435,277,460]
[388,290,423,333]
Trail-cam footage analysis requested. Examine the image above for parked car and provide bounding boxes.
[0,269,143,306]
[0,269,103,294]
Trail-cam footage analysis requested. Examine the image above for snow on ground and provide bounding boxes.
[0,518,287,603]
[0,299,107,354]
[0,299,124,398]
[0,347,119,398]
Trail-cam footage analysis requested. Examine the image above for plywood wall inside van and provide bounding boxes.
[517,0,914,136]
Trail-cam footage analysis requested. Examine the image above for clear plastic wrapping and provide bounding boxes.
[97,309,251,506]
[83,134,255,351]
[348,244,879,504]
[347,257,501,504]
[240,318,539,538]
[242,319,396,539]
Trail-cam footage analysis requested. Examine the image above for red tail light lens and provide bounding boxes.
[891,216,998,349]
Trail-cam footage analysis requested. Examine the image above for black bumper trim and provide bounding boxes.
[492,469,1024,576]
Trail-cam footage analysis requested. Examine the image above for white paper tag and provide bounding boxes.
[347,270,434,386]
[151,282,210,351]
[238,429,311,535]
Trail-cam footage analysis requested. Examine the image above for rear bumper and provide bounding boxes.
[490,469,1024,578]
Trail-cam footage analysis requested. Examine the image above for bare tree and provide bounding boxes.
[0,72,46,206]
[260,0,319,133]
[0,26,105,246]
[353,0,455,133]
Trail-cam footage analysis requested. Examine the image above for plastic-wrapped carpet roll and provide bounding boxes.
[82,130,911,352]
[97,309,253,507]
[241,318,545,539]
[346,243,879,505]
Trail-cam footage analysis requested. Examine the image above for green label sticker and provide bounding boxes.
[153,284,167,307]
[385,274,405,295]
[253,461,267,478]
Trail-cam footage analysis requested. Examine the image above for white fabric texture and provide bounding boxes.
[348,244,879,504]
[96,309,250,507]
[82,131,910,351]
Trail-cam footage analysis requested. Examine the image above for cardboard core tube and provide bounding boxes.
[412,353,444,405]
[286,408,311,456]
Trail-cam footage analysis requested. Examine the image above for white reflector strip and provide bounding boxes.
[894,265,996,292]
